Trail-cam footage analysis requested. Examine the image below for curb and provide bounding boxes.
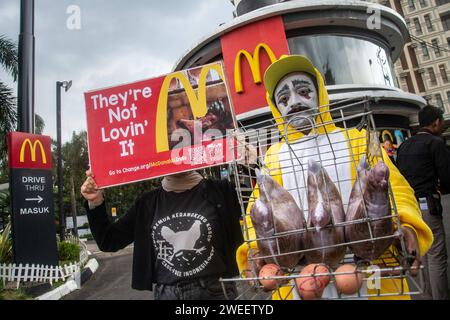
[35,258,99,300]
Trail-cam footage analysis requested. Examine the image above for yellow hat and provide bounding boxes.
[264,55,317,102]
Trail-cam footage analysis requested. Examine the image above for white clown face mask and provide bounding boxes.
[274,72,319,130]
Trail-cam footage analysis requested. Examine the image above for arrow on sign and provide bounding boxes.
[25,195,43,203]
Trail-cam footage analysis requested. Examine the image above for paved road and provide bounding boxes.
[63,244,153,300]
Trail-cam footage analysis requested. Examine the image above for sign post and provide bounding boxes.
[8,132,58,266]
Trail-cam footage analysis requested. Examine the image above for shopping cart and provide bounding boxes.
[220,97,424,300]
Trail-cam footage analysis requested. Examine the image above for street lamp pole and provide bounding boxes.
[17,0,35,133]
[56,80,72,241]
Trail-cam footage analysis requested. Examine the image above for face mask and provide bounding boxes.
[274,72,319,130]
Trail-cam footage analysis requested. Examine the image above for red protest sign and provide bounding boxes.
[84,62,236,188]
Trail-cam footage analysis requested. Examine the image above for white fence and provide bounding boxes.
[0,236,89,289]
[0,263,80,289]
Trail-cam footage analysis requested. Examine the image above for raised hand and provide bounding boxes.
[80,170,104,205]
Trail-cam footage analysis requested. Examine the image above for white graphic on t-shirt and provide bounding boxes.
[152,212,214,278]
[160,220,206,261]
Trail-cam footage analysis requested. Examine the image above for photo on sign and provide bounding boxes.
[166,66,234,150]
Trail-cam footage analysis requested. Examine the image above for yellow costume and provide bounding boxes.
[236,55,433,300]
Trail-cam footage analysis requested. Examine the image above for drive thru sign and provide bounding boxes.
[8,132,58,266]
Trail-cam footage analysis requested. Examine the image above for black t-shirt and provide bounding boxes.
[397,130,450,197]
[151,180,227,284]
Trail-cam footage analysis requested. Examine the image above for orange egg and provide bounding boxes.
[295,264,331,300]
[258,264,283,290]
[334,264,363,295]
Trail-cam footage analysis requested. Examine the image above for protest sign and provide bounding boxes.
[84,62,236,188]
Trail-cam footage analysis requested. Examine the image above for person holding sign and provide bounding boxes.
[81,169,243,300]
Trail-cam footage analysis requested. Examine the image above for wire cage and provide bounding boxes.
[221,97,424,300]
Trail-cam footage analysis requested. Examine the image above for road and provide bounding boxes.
[62,244,153,300]
[64,195,450,300]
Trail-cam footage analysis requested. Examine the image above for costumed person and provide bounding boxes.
[396,105,450,300]
[81,170,243,300]
[235,55,433,300]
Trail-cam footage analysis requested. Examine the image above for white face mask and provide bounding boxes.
[274,72,319,130]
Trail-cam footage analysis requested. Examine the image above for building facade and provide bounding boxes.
[373,0,450,115]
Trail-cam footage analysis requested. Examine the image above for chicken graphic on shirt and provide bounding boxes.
[160,220,206,261]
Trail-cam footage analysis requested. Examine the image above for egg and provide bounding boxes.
[295,264,331,300]
[258,264,283,290]
[334,264,363,295]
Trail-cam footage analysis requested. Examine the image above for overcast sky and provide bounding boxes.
[0,0,234,143]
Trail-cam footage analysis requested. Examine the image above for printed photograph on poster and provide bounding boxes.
[166,66,234,150]
[84,62,236,189]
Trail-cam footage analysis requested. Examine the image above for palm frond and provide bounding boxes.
[0,81,17,166]
[35,114,45,135]
[0,35,19,81]
[0,222,12,263]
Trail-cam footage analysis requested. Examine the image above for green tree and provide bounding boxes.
[35,114,45,135]
[0,35,18,175]
[61,131,89,235]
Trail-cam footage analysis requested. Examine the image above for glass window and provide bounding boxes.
[431,39,441,57]
[408,45,419,68]
[414,18,422,34]
[441,12,450,31]
[405,74,415,93]
[447,91,450,108]
[439,64,449,83]
[288,35,396,87]
[448,37,450,49]
[419,0,428,7]
[436,0,450,6]
[424,14,433,32]
[435,94,444,110]
[393,0,405,16]
[421,42,430,59]
[428,67,437,86]
[415,70,426,92]
[408,0,416,10]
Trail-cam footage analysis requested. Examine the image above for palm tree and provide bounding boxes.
[0,35,18,167]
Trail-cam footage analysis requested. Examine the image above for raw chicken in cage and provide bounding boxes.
[221,98,429,300]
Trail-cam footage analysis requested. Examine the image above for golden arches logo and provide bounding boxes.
[156,63,225,153]
[19,138,47,164]
[234,43,278,94]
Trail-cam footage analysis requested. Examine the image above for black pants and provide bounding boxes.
[421,210,449,300]
[154,277,238,300]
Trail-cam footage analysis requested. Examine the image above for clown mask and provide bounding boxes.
[274,72,319,131]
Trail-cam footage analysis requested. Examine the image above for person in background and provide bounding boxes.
[396,105,450,300]
[81,170,243,300]
[382,138,396,165]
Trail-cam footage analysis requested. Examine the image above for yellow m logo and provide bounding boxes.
[156,63,225,153]
[19,138,47,164]
[234,43,278,94]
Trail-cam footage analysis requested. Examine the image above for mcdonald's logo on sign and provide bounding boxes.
[234,43,278,94]
[8,132,52,170]
[220,16,290,115]
[20,139,47,164]
[155,63,226,153]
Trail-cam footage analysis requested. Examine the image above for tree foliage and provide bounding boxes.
[0,36,18,176]
[0,35,18,81]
